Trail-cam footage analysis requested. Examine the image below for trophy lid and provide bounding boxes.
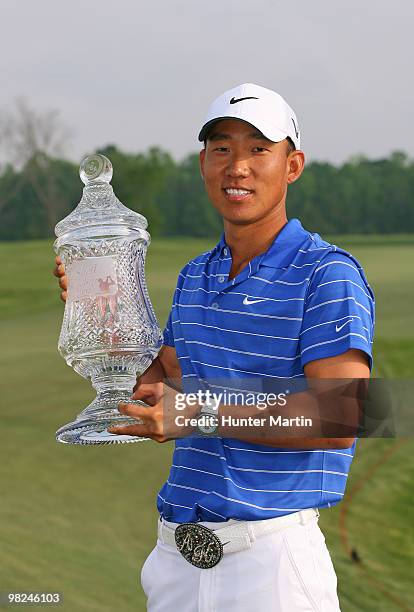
[55,154,148,238]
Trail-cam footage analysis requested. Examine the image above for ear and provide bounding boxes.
[287,150,305,185]
[199,148,206,180]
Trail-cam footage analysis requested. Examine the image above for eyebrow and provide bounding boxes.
[208,131,269,142]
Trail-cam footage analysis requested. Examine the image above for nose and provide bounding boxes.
[225,155,250,178]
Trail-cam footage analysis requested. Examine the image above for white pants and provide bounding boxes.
[140,515,341,612]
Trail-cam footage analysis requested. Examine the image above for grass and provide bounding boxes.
[0,236,413,611]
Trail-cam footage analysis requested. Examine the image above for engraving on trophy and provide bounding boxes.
[66,256,118,302]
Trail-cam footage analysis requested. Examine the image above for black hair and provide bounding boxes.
[286,137,296,155]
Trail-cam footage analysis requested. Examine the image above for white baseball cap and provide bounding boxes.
[198,83,300,149]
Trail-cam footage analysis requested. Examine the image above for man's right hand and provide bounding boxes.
[53,256,67,302]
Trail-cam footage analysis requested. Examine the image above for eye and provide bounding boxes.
[213,147,229,153]
[252,146,268,153]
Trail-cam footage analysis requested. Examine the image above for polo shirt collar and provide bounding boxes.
[210,218,308,270]
[216,232,227,252]
[208,232,227,261]
[260,218,308,269]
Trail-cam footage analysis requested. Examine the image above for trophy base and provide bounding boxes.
[56,421,147,445]
[56,397,150,445]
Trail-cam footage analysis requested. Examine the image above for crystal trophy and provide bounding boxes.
[54,154,163,445]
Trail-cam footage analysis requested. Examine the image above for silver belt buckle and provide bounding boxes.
[174,522,224,569]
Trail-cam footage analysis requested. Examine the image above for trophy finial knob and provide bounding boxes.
[80,154,113,185]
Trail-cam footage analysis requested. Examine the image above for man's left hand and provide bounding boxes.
[108,387,195,442]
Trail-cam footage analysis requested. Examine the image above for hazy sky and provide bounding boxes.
[1,0,413,165]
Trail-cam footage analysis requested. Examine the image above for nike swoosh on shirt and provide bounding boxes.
[243,296,268,305]
[335,318,355,332]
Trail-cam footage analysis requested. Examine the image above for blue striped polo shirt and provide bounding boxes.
[157,218,375,522]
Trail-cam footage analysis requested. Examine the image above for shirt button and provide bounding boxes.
[211,302,219,310]
[218,275,225,283]
[223,248,228,256]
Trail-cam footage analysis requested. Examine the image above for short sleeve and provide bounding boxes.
[162,261,192,348]
[163,309,175,347]
[299,251,375,370]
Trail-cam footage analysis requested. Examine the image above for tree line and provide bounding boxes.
[0,144,413,241]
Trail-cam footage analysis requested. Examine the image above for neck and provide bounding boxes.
[224,206,288,266]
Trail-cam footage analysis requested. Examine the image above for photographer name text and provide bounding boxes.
[176,415,313,428]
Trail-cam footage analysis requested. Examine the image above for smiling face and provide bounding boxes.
[199,119,304,228]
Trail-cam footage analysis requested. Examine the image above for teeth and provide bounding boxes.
[225,188,251,195]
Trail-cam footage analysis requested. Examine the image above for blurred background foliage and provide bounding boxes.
[0,101,413,241]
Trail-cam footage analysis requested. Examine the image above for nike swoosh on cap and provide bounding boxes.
[291,117,299,138]
[335,318,355,332]
[243,296,268,305]
[230,96,259,104]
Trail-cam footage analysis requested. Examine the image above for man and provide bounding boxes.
[54,83,375,611]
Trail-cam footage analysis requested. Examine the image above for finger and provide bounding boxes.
[60,291,67,303]
[55,256,62,266]
[132,383,163,401]
[118,402,152,419]
[53,264,65,278]
[131,389,159,404]
[138,383,163,392]
[58,276,68,290]
[132,379,142,393]
[107,424,149,436]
